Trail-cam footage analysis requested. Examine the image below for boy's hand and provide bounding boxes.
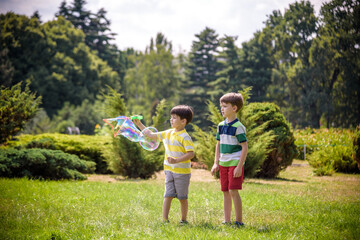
[133,119,140,126]
[211,163,219,176]
[167,157,177,164]
[233,166,242,178]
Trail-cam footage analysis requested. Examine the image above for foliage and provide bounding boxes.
[191,100,224,171]
[295,127,359,175]
[214,36,241,98]
[102,87,163,179]
[50,99,105,135]
[21,109,55,134]
[0,12,121,117]
[1,0,359,134]
[0,82,41,144]
[242,102,298,178]
[193,88,283,178]
[0,148,91,180]
[6,133,112,174]
[56,0,124,74]
[317,0,360,128]
[238,31,273,102]
[354,125,360,170]
[294,128,353,160]
[308,144,358,176]
[124,33,181,121]
[0,12,50,88]
[183,27,223,129]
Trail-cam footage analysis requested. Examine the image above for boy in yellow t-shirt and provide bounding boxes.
[134,105,195,224]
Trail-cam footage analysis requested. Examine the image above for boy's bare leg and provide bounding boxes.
[179,199,188,221]
[163,197,173,221]
[230,189,242,223]
[223,191,232,222]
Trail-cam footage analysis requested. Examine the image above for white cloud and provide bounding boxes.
[0,0,328,53]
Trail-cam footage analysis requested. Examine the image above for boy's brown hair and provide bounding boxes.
[170,105,193,125]
[220,93,244,112]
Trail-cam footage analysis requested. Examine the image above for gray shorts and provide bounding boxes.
[164,171,191,200]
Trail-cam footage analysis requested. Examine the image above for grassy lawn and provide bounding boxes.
[1,160,359,239]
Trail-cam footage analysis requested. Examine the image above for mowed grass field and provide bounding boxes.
[1,160,359,240]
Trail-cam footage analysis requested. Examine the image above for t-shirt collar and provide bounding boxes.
[172,128,186,135]
[224,118,239,126]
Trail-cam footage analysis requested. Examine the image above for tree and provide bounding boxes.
[0,12,51,88]
[0,82,41,144]
[183,27,223,129]
[211,35,241,100]
[40,16,120,115]
[238,31,273,102]
[55,0,126,86]
[316,0,360,127]
[124,33,181,122]
[263,1,319,127]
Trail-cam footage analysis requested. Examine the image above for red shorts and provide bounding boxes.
[219,165,244,191]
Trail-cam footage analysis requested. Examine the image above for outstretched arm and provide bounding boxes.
[133,119,158,140]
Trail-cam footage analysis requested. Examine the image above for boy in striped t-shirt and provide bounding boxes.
[133,105,195,224]
[211,93,248,228]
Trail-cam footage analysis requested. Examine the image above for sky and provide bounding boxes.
[0,0,328,53]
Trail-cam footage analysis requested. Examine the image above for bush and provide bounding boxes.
[242,102,298,178]
[294,128,352,160]
[353,125,360,170]
[0,148,92,180]
[7,134,112,174]
[103,87,163,179]
[20,137,57,150]
[193,88,285,178]
[308,145,359,176]
[294,128,357,175]
[0,82,41,144]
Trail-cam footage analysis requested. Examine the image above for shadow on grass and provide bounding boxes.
[161,221,274,234]
[246,177,305,185]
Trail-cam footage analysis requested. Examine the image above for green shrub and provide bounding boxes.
[0,148,92,180]
[191,101,221,173]
[308,144,358,176]
[294,128,353,160]
[193,88,284,178]
[7,134,111,174]
[242,102,298,178]
[102,87,163,179]
[294,128,357,175]
[20,138,57,150]
[353,125,360,170]
[0,82,41,144]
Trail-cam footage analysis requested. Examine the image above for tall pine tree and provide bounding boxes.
[183,27,223,129]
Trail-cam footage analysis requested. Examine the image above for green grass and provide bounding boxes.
[1,160,359,240]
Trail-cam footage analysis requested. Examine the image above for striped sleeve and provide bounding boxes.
[182,134,194,152]
[236,124,247,143]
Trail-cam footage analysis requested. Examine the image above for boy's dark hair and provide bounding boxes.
[220,93,244,112]
[170,105,193,125]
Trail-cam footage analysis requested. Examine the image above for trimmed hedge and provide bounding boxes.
[0,148,93,180]
[7,134,112,174]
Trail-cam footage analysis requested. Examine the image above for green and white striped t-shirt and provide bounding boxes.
[216,118,247,167]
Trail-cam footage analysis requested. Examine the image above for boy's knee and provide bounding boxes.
[229,189,240,196]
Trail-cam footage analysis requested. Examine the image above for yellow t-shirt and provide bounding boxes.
[158,128,194,174]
